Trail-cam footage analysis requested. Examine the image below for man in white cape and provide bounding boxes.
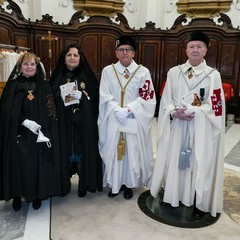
[150,31,225,218]
[98,35,156,199]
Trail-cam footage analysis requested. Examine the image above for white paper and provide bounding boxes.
[60,82,79,106]
[119,118,138,134]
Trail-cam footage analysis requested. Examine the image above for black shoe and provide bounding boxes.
[108,190,119,198]
[123,187,133,199]
[12,197,22,211]
[119,185,126,191]
[70,163,78,177]
[160,201,172,207]
[60,193,68,197]
[78,190,87,198]
[32,199,42,210]
[192,206,205,218]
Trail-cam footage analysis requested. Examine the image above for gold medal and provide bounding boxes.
[188,68,193,79]
[80,82,86,90]
[124,69,129,79]
[27,90,34,100]
[191,93,201,106]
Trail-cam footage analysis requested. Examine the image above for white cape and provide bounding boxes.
[150,61,225,217]
[98,61,156,193]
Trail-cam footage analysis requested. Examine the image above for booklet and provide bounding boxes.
[60,82,79,106]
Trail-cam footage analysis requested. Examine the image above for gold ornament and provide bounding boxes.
[27,90,34,100]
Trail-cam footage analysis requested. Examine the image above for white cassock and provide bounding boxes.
[98,60,156,194]
[150,60,225,217]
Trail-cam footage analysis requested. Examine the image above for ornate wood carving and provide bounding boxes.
[177,0,232,18]
[0,1,240,108]
[73,0,124,17]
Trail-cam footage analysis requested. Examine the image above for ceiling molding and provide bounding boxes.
[73,0,124,18]
[176,0,232,18]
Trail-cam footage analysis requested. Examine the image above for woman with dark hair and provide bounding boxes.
[0,52,70,211]
[49,44,102,197]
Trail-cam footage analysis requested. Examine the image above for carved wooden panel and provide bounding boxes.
[14,35,29,48]
[36,35,60,77]
[163,43,180,76]
[62,39,79,47]
[0,28,10,44]
[81,34,99,74]
[204,37,218,69]
[99,34,117,73]
[1,1,240,105]
[220,44,236,77]
[138,41,161,93]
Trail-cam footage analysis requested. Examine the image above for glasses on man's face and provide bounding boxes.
[116,47,134,53]
[22,62,36,67]
[187,45,206,51]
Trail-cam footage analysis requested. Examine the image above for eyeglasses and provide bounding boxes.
[187,45,206,51]
[22,62,36,67]
[116,48,134,53]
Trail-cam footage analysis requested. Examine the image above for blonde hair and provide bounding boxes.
[17,52,40,67]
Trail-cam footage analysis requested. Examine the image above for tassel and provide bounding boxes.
[120,133,125,155]
[117,144,123,160]
[117,132,126,160]
[185,148,191,168]
[178,148,191,170]
[179,150,186,170]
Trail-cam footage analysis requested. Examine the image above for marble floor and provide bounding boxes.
[1,118,240,240]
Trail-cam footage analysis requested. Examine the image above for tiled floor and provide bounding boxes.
[1,118,240,240]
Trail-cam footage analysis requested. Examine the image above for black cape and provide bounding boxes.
[50,55,103,193]
[0,68,70,202]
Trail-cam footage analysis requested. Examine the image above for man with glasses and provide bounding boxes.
[98,35,156,200]
[150,31,225,218]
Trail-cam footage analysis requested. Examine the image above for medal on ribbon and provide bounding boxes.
[27,90,34,100]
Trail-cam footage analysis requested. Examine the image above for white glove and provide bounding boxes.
[115,107,131,125]
[114,105,122,112]
[70,90,82,100]
[37,129,52,148]
[22,119,41,134]
[37,129,50,143]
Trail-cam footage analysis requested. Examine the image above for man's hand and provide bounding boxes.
[172,107,195,121]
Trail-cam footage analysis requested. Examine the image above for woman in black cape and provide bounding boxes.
[49,44,103,197]
[0,52,70,211]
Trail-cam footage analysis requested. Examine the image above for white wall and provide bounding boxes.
[123,0,181,29]
[2,0,240,29]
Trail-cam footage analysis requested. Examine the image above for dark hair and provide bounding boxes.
[49,43,98,96]
[50,44,91,80]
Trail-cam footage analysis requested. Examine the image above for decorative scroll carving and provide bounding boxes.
[3,0,26,20]
[73,0,124,17]
[1,0,240,106]
[235,0,240,10]
[59,0,69,7]
[176,0,232,18]
[125,0,137,13]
